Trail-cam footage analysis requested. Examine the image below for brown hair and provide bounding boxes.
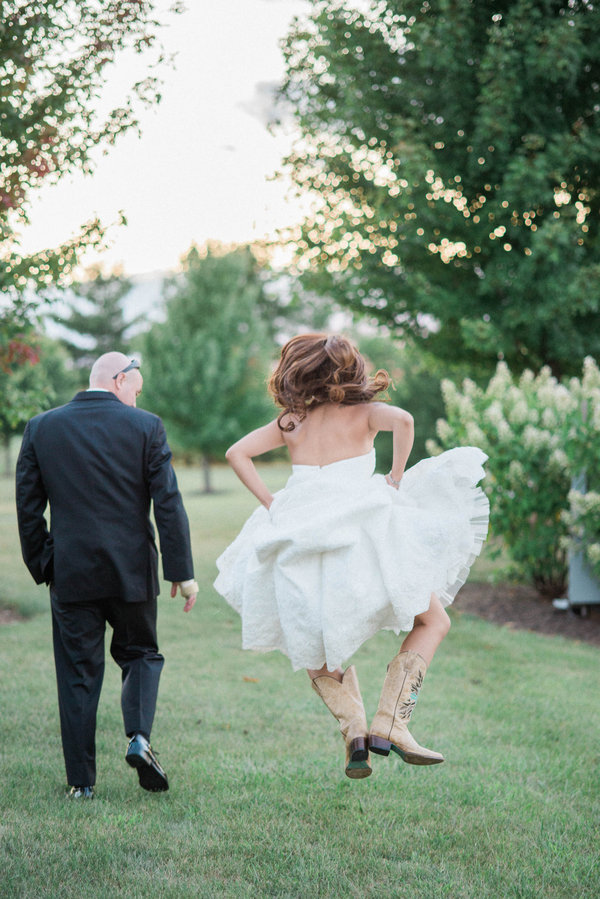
[268,333,390,431]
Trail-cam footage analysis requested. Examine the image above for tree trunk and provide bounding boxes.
[2,433,11,479]
[202,454,213,493]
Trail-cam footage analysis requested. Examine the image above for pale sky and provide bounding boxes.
[17,0,308,277]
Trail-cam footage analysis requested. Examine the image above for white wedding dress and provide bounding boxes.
[214,447,489,671]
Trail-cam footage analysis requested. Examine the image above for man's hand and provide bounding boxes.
[171,580,198,612]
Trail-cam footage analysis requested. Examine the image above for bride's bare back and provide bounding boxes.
[225,333,414,507]
[283,403,375,466]
[225,400,414,508]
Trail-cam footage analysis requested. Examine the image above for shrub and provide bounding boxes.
[429,359,600,596]
[560,358,600,580]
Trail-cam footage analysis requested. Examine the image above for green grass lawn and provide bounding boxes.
[1,461,599,898]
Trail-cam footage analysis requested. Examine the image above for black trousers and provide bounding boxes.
[50,589,164,787]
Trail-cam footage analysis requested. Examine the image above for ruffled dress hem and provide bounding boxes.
[214,446,489,672]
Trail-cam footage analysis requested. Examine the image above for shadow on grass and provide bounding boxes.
[188,488,228,497]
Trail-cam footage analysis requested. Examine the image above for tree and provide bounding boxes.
[280,0,600,377]
[0,334,77,476]
[141,245,275,492]
[0,1,179,425]
[49,266,138,369]
[430,359,600,595]
[0,336,40,476]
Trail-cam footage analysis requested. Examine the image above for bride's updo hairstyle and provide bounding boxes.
[269,333,391,431]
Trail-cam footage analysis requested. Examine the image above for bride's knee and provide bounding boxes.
[415,603,451,638]
[429,595,451,637]
[438,607,451,637]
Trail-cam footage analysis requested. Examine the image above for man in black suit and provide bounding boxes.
[16,351,198,799]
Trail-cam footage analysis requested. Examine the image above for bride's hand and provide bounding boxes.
[385,473,401,490]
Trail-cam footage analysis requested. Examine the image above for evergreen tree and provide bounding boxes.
[51,267,138,369]
[142,245,275,492]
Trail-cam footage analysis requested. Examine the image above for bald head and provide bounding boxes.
[90,352,143,407]
[89,352,132,389]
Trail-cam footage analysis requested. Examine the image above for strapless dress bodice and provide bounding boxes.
[289,448,376,486]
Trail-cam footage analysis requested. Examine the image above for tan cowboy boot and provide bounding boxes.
[311,665,372,779]
[369,650,444,765]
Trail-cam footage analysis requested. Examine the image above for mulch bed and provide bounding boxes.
[0,607,24,625]
[2,583,600,647]
[453,582,600,647]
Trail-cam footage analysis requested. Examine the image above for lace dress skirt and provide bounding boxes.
[214,447,489,671]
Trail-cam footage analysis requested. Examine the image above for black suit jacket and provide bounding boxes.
[15,391,194,603]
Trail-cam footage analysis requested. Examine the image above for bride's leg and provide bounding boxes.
[309,665,371,779]
[368,593,448,765]
[399,594,451,665]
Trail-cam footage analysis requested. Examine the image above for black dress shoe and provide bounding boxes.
[126,734,169,792]
[66,785,94,799]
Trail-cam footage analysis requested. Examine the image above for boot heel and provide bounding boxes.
[348,737,368,762]
[369,734,391,756]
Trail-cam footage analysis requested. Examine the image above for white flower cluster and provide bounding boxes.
[563,488,600,576]
[435,418,454,443]
[568,489,600,517]
[484,401,504,427]
[587,543,600,568]
[583,356,600,389]
[569,357,600,423]
[425,438,442,457]
[486,361,512,399]
[440,378,461,412]
[433,358,600,584]
[508,397,529,426]
[553,385,576,415]
[549,448,569,473]
[522,425,557,453]
[466,421,486,446]
[508,460,525,485]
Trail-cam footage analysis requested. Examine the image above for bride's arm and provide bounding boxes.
[367,402,414,487]
[225,420,286,508]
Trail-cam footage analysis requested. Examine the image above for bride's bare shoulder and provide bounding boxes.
[367,401,413,429]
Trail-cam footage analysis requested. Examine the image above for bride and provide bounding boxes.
[214,333,489,779]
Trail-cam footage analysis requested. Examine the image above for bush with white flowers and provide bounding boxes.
[559,358,600,582]
[428,359,600,596]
